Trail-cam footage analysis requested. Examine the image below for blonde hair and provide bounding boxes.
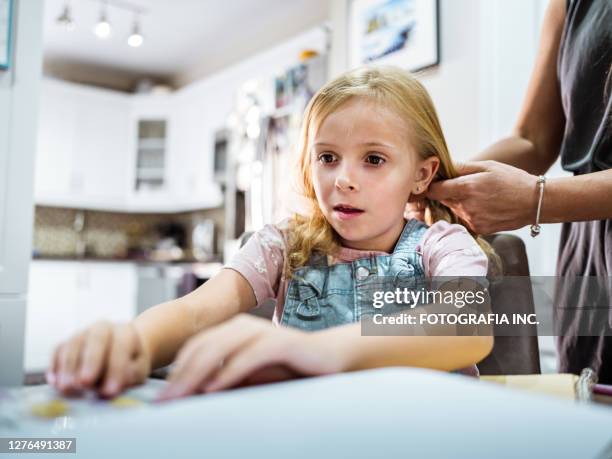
[285,65,501,277]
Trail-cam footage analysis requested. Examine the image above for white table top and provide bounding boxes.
[1,368,611,458]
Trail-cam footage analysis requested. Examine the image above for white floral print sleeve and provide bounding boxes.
[224,222,288,306]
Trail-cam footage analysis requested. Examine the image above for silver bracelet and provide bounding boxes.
[530,175,546,237]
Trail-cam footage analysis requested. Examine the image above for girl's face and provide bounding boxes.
[310,97,438,252]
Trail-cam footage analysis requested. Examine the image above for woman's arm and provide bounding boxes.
[427,160,612,234]
[418,0,579,234]
[134,268,256,370]
[543,169,612,223]
[473,0,567,175]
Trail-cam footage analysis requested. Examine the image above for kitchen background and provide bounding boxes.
[24,0,564,374]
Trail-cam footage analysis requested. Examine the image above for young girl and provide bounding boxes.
[47,66,496,401]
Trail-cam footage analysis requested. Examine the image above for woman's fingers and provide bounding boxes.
[427,174,477,202]
[427,161,495,202]
[426,160,540,234]
[453,161,491,176]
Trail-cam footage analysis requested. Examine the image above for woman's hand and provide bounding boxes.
[415,160,540,234]
[156,314,346,400]
[47,321,152,398]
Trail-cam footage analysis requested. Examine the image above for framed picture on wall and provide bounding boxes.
[0,0,13,70]
[348,0,439,71]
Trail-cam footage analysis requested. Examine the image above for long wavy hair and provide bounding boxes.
[285,65,500,277]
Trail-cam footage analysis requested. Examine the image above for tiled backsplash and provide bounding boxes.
[33,206,225,259]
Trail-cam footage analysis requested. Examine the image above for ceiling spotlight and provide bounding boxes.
[94,4,112,39]
[127,19,143,47]
[56,2,75,31]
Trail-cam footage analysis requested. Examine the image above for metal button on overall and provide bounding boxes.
[356,266,370,281]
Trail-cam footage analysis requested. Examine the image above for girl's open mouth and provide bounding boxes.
[333,205,365,220]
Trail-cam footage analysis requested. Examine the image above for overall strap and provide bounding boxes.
[392,218,429,255]
[389,218,429,275]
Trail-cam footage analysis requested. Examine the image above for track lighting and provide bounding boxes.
[56,0,146,48]
[127,18,143,47]
[94,4,112,39]
[56,2,75,31]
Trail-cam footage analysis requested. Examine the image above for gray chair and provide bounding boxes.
[478,234,541,375]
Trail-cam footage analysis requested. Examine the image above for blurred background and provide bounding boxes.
[3,0,569,379]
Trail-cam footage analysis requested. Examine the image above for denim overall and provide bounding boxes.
[280,219,429,331]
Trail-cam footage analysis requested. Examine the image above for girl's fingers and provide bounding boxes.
[159,346,223,399]
[205,338,284,392]
[78,323,111,387]
[101,324,132,396]
[123,359,146,387]
[240,365,301,386]
[128,327,152,384]
[46,344,62,386]
[133,352,151,384]
[57,335,84,392]
[159,319,264,400]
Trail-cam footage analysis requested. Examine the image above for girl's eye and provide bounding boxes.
[366,154,385,166]
[318,153,336,164]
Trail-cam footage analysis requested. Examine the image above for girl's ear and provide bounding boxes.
[412,156,440,194]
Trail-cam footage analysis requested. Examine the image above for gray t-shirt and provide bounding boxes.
[558,0,611,173]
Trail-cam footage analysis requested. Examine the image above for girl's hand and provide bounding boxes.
[426,160,539,234]
[47,321,152,398]
[156,314,345,400]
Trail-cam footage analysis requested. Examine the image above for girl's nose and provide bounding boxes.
[335,174,359,192]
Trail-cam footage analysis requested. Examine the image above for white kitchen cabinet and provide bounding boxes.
[166,87,223,208]
[35,79,131,208]
[73,85,131,202]
[26,261,138,372]
[25,262,78,372]
[74,262,137,325]
[129,91,223,210]
[34,80,222,212]
[34,80,77,197]
[127,94,172,203]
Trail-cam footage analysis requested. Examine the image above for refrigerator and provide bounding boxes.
[0,0,43,387]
